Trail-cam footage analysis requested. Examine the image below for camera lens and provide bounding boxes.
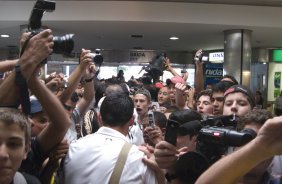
[93,54,103,65]
[53,34,74,56]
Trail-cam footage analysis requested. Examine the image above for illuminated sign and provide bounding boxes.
[209,52,224,63]
[273,50,282,62]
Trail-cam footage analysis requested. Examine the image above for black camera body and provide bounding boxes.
[27,0,74,58]
[197,115,256,164]
[90,50,103,66]
[194,50,209,62]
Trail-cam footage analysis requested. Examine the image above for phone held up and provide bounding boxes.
[148,110,155,128]
[165,119,180,146]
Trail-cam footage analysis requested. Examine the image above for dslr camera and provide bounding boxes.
[26,0,74,59]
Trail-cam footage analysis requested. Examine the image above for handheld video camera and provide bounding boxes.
[164,115,257,183]
[139,53,167,83]
[26,0,74,59]
[194,50,209,62]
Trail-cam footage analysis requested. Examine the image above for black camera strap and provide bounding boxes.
[15,63,30,115]
[15,37,33,115]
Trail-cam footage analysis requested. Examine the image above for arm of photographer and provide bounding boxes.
[175,83,189,110]
[0,59,18,72]
[76,63,95,116]
[0,29,53,106]
[58,48,92,103]
[195,116,282,184]
[194,49,205,95]
[164,57,181,77]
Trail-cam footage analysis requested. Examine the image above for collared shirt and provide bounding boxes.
[126,109,145,146]
[63,127,157,184]
[65,107,82,143]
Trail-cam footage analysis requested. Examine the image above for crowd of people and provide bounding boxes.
[0,29,282,184]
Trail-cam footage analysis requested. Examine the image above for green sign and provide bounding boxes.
[273,50,282,62]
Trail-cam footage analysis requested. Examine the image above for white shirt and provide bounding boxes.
[63,127,157,184]
[126,109,145,146]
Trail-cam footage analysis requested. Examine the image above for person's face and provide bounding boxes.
[63,99,77,118]
[168,84,176,101]
[211,92,224,115]
[176,135,197,151]
[158,87,170,105]
[223,92,252,117]
[134,94,150,118]
[196,95,213,116]
[0,122,28,184]
[30,112,49,137]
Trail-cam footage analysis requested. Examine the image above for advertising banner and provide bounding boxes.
[204,63,223,87]
[274,71,281,97]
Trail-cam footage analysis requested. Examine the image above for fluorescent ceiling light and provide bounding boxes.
[169,36,179,40]
[0,34,10,38]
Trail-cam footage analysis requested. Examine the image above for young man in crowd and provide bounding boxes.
[211,81,234,115]
[196,89,214,116]
[127,88,152,146]
[0,108,41,184]
[223,85,255,117]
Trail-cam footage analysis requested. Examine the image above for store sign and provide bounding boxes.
[209,52,224,63]
[205,63,223,86]
[129,51,146,61]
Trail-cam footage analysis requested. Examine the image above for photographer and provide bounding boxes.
[223,85,255,117]
[59,49,96,142]
[196,111,282,184]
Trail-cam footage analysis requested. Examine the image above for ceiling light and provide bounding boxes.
[169,36,179,40]
[1,34,10,38]
[263,62,266,64]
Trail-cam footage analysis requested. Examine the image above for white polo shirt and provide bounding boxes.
[63,127,157,184]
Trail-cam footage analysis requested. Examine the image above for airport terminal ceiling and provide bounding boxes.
[0,0,282,53]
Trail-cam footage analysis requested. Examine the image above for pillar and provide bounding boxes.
[224,29,252,87]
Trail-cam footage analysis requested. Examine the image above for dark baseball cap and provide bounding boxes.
[224,85,256,108]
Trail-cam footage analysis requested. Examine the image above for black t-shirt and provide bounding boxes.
[19,137,48,177]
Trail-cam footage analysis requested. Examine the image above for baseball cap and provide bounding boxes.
[178,120,202,136]
[224,85,256,108]
[30,95,43,115]
[166,76,185,86]
[155,82,164,89]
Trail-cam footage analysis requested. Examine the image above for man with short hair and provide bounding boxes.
[0,108,40,184]
[63,93,162,184]
[127,88,152,145]
[211,81,234,115]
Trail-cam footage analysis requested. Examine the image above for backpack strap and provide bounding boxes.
[109,142,132,184]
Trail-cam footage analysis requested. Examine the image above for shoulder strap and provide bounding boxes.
[13,172,28,184]
[109,142,132,184]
